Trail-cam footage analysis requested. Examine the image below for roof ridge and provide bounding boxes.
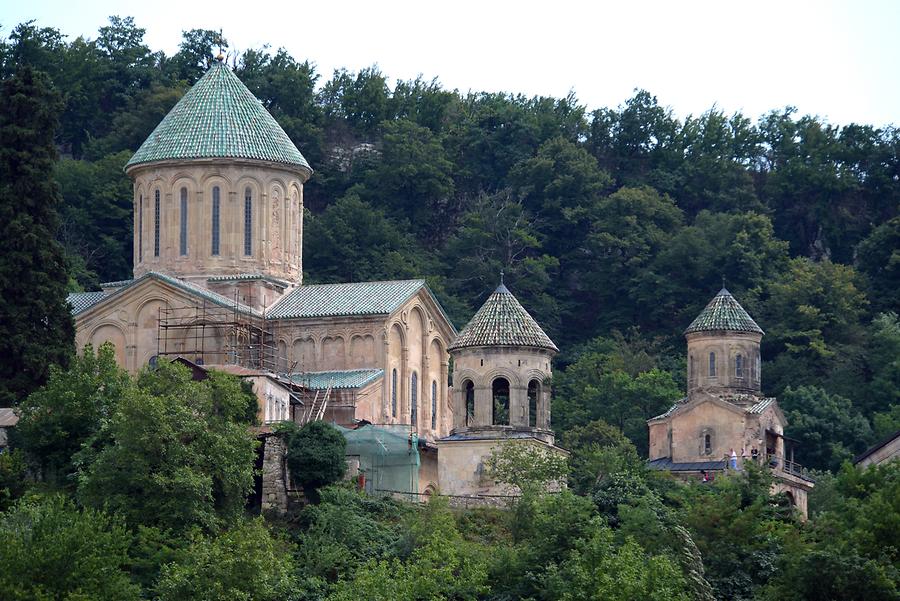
[449,285,558,352]
[684,289,764,335]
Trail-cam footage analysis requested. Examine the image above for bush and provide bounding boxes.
[281,421,347,503]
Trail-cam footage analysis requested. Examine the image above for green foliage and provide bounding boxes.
[0,496,140,600]
[857,216,900,314]
[77,361,258,531]
[155,518,296,601]
[485,440,569,494]
[0,449,28,511]
[780,385,872,471]
[559,419,642,494]
[0,65,74,406]
[280,420,347,503]
[16,342,129,484]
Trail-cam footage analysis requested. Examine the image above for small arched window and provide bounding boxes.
[492,377,510,425]
[410,372,418,427]
[179,187,188,256]
[211,186,220,256]
[689,354,695,383]
[391,368,398,418]
[138,194,143,262]
[704,433,712,455]
[154,189,161,257]
[735,354,744,378]
[755,354,761,383]
[708,352,717,377]
[431,380,437,430]
[465,380,475,426]
[527,380,539,428]
[244,187,253,256]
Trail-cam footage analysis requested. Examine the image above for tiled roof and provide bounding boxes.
[126,62,310,172]
[207,273,290,287]
[647,457,727,471]
[684,288,764,335]
[448,283,558,352]
[67,291,109,315]
[99,279,133,288]
[68,272,259,318]
[0,408,19,428]
[649,398,687,421]
[747,397,778,414]
[288,369,383,390]
[266,279,426,320]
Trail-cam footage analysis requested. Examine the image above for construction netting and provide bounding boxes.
[337,424,419,500]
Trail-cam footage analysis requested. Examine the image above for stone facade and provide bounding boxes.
[260,434,288,513]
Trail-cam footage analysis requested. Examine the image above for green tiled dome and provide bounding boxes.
[684,288,764,335]
[449,283,558,352]
[126,61,310,171]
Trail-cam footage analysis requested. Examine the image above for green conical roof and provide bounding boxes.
[449,283,558,352]
[126,61,310,172]
[684,288,764,335]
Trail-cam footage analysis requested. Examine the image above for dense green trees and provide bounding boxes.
[281,420,347,503]
[0,65,75,407]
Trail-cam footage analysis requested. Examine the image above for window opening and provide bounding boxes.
[410,372,418,427]
[431,380,437,430]
[179,187,188,255]
[527,380,539,428]
[244,187,252,256]
[154,190,160,257]
[735,354,744,378]
[211,186,220,255]
[492,377,510,425]
[708,352,716,377]
[138,194,143,262]
[465,380,475,426]
[391,369,398,418]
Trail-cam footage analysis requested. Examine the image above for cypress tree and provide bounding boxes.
[0,66,75,406]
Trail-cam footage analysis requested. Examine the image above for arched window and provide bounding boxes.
[492,377,510,425]
[391,369,398,418]
[708,352,717,377]
[755,354,761,383]
[211,186,220,256]
[179,187,188,256]
[410,372,418,427]
[464,380,475,426]
[244,187,253,256]
[689,354,695,383]
[138,194,143,262]
[527,380,539,428]
[431,380,437,430]
[735,354,744,378]
[704,433,712,455]
[153,189,161,257]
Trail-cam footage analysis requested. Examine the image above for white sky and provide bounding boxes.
[4,0,900,127]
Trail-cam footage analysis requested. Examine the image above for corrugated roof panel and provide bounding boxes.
[288,369,383,390]
[67,291,109,315]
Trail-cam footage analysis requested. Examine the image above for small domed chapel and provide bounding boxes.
[66,59,565,502]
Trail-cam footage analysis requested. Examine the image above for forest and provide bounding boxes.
[0,15,898,601]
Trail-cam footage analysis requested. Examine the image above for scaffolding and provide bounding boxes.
[155,289,287,373]
[338,423,420,500]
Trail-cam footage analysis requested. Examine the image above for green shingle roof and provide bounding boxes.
[266,279,427,320]
[448,283,558,352]
[288,369,383,390]
[67,291,109,315]
[126,61,310,171]
[684,288,764,335]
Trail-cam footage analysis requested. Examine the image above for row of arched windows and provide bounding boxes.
[140,186,253,260]
[461,377,541,428]
[391,368,440,430]
[690,351,762,383]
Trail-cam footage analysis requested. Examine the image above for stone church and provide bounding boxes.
[647,289,815,516]
[66,58,563,500]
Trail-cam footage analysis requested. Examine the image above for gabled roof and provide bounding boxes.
[854,429,900,464]
[68,291,109,315]
[287,369,383,390]
[266,279,429,320]
[448,283,558,352]
[685,288,764,335]
[126,61,310,172]
[69,272,259,318]
[648,393,782,423]
[207,273,289,288]
[0,407,18,428]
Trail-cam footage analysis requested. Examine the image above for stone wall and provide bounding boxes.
[260,434,288,514]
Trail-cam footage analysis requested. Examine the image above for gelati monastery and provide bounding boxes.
[65,58,813,514]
